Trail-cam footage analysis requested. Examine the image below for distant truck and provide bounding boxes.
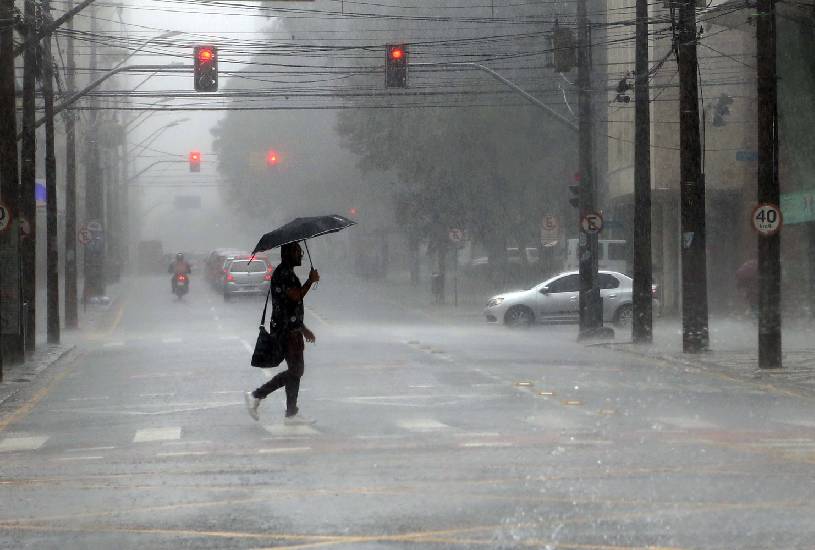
[136,240,163,274]
[565,239,629,274]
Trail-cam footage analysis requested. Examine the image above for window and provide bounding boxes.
[229,260,267,273]
[598,273,620,289]
[548,274,579,293]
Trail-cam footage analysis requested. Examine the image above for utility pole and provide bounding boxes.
[84,5,105,300]
[677,0,709,353]
[756,0,781,368]
[64,0,78,328]
[632,0,652,342]
[20,0,37,353]
[0,0,22,375]
[41,0,60,344]
[576,0,604,338]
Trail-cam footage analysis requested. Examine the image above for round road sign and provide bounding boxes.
[580,212,604,234]
[448,228,464,243]
[0,202,11,234]
[78,225,92,246]
[752,203,782,236]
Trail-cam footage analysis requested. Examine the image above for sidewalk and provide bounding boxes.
[604,317,815,399]
[0,278,127,408]
[365,271,815,398]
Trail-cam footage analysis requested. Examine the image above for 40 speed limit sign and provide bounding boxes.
[752,203,783,237]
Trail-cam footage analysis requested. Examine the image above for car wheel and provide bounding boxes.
[504,305,534,328]
[615,304,633,327]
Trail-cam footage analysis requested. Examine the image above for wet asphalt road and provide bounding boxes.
[1,273,814,549]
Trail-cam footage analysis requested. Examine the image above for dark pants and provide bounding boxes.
[253,332,305,415]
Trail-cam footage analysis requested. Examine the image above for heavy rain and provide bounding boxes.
[0,0,814,548]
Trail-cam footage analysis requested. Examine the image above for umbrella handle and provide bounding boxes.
[303,240,317,288]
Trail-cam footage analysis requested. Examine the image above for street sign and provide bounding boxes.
[580,212,603,234]
[752,203,783,236]
[780,190,815,225]
[540,215,560,242]
[78,225,92,246]
[0,202,10,234]
[448,228,464,243]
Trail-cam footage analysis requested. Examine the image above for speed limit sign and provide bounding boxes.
[580,212,604,234]
[0,202,10,234]
[752,203,783,236]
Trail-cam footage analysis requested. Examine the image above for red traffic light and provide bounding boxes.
[348,207,358,217]
[197,48,214,63]
[189,151,201,162]
[266,149,279,166]
[390,47,404,60]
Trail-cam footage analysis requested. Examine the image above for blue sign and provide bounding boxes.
[35,180,46,203]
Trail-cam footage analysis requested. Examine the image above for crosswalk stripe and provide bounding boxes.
[0,436,49,452]
[398,419,450,432]
[133,427,182,443]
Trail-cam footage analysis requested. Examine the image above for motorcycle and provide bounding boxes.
[174,273,189,299]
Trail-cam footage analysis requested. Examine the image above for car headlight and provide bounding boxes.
[487,297,504,307]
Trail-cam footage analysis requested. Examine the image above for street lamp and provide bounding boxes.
[129,117,190,159]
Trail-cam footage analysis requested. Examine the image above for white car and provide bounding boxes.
[484,270,638,328]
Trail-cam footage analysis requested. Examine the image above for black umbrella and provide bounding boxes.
[251,215,357,267]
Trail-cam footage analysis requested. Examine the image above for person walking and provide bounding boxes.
[245,242,319,424]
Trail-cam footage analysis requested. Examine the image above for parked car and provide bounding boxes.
[205,248,249,287]
[222,257,271,301]
[484,270,656,328]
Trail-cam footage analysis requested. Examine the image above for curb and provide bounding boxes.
[599,342,815,400]
[0,344,76,408]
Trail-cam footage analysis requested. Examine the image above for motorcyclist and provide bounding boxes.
[168,252,192,293]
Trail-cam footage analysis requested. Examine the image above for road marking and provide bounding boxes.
[161,337,183,344]
[239,339,254,353]
[130,371,193,379]
[304,306,330,327]
[459,441,513,448]
[0,436,49,452]
[66,446,116,453]
[133,427,182,443]
[53,456,104,461]
[67,396,110,402]
[102,342,125,348]
[263,425,319,436]
[258,446,311,454]
[218,336,241,341]
[655,417,719,430]
[162,440,212,447]
[398,419,450,432]
[139,393,176,398]
[453,432,500,438]
[156,451,209,458]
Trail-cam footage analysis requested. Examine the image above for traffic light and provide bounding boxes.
[189,150,201,172]
[385,44,408,88]
[348,207,358,217]
[551,26,576,73]
[266,149,279,168]
[193,46,218,92]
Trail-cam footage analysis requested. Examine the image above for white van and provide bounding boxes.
[566,239,628,274]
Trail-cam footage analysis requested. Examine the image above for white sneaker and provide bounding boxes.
[244,392,261,421]
[284,413,315,426]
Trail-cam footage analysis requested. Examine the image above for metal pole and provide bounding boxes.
[42,0,60,344]
[576,0,602,337]
[20,0,37,353]
[84,5,104,299]
[14,0,98,57]
[632,0,653,343]
[0,0,22,375]
[677,0,709,352]
[64,0,78,328]
[756,0,781,368]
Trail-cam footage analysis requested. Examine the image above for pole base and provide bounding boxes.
[578,326,615,341]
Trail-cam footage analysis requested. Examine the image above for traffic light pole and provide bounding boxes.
[21,0,37,352]
[677,0,709,353]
